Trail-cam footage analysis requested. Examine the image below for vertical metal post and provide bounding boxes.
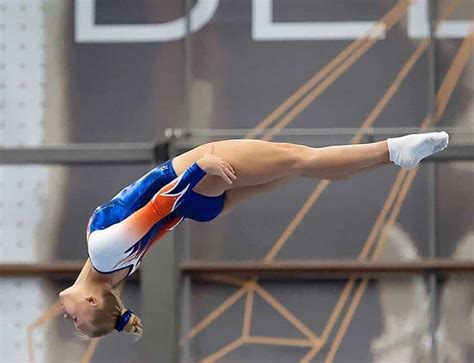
[183,0,193,279]
[170,139,191,363]
[427,2,438,362]
[428,164,439,363]
[141,220,177,362]
[184,0,192,127]
[140,139,178,362]
[177,1,193,362]
[179,251,192,363]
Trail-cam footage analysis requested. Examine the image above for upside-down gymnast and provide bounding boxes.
[59,132,449,338]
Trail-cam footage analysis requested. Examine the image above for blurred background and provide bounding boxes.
[0,0,473,362]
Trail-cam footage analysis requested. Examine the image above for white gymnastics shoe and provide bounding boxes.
[387,131,449,169]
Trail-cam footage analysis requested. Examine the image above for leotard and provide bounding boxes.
[87,160,224,276]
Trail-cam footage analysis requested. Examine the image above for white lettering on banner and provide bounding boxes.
[75,0,472,43]
[74,0,219,42]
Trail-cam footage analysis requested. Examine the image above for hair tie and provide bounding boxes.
[115,309,133,332]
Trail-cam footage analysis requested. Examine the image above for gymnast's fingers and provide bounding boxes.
[220,160,235,176]
[219,168,233,184]
[218,159,235,175]
[222,163,237,180]
[224,161,236,175]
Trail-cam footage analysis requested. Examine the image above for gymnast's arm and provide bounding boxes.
[87,162,207,255]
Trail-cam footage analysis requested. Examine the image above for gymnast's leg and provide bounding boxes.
[172,132,448,197]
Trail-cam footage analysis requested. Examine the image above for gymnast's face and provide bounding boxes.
[59,286,100,334]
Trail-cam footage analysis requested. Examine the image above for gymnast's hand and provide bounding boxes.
[197,145,237,184]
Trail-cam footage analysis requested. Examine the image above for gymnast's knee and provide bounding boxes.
[275,142,312,174]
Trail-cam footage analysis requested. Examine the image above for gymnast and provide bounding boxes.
[59,132,449,338]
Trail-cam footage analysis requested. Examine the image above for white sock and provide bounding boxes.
[387,132,449,169]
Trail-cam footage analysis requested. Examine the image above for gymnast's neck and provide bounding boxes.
[74,259,128,289]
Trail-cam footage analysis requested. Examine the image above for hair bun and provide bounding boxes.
[123,311,144,339]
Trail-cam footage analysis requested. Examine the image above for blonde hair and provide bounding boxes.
[89,286,143,339]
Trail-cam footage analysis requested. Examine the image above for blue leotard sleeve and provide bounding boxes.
[186,162,207,185]
[171,162,207,195]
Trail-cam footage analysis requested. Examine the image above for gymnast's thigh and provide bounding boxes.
[172,139,302,196]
